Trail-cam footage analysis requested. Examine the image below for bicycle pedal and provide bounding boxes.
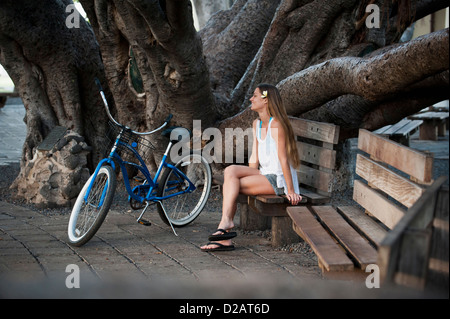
[138,219,151,226]
[133,176,145,183]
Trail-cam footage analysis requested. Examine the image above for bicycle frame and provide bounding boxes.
[84,128,196,208]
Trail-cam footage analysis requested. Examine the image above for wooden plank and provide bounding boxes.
[427,186,449,288]
[289,117,340,144]
[358,129,433,184]
[296,141,336,169]
[383,119,411,135]
[297,164,333,193]
[410,112,449,120]
[374,125,392,134]
[248,196,289,217]
[310,206,378,269]
[298,187,330,204]
[378,176,448,287]
[0,92,19,97]
[379,176,448,249]
[287,207,354,272]
[254,194,285,204]
[272,216,301,247]
[337,206,387,247]
[394,120,422,136]
[353,180,406,229]
[355,154,425,208]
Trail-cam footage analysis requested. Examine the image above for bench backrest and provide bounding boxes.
[289,117,340,203]
[355,129,434,229]
[378,175,448,290]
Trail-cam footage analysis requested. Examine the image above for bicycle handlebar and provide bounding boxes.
[94,78,171,136]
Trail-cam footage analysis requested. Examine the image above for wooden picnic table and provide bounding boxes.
[374,118,423,146]
[409,112,449,141]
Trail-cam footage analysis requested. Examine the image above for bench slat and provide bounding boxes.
[297,164,333,194]
[382,119,411,135]
[337,205,387,247]
[356,154,425,208]
[358,129,433,184]
[287,207,354,272]
[289,117,340,144]
[353,180,406,229]
[409,112,449,120]
[254,194,285,204]
[394,120,422,136]
[374,125,391,134]
[297,141,336,169]
[298,187,330,204]
[310,206,378,269]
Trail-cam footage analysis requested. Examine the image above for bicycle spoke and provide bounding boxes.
[157,155,211,227]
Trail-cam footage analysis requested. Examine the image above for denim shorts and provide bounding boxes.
[263,174,285,196]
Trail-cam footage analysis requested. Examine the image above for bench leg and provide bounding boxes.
[437,121,446,137]
[271,216,301,248]
[239,203,270,231]
[391,135,409,146]
[419,121,438,141]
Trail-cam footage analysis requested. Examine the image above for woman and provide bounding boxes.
[201,84,302,251]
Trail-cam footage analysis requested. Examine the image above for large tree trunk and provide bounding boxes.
[0,0,107,165]
[0,0,448,205]
[79,0,218,158]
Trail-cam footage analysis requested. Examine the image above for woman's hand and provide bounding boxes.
[286,193,302,205]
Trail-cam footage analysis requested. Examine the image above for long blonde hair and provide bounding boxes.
[257,83,300,168]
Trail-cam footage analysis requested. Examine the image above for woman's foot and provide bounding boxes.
[201,239,234,251]
[208,228,237,241]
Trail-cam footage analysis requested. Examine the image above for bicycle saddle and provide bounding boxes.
[162,126,192,143]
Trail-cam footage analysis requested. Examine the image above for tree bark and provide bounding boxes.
[79,0,219,167]
[1,0,449,205]
[279,28,449,114]
[0,0,107,165]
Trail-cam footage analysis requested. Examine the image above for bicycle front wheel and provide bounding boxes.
[67,165,116,246]
[157,153,212,227]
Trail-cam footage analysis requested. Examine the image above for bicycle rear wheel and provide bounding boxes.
[157,153,211,227]
[68,165,116,246]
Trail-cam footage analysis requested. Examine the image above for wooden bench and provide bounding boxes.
[374,118,423,146]
[379,175,448,291]
[0,91,19,108]
[213,117,340,247]
[409,112,449,141]
[287,129,438,279]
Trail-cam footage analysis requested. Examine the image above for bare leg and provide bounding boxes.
[201,166,275,250]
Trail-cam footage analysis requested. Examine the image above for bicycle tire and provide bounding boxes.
[157,152,212,227]
[67,165,116,246]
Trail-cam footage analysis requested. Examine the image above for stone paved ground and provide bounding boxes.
[0,100,447,299]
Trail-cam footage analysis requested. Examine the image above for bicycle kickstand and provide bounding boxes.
[156,201,178,237]
[137,202,152,226]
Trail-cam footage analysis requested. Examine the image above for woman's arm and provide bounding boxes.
[249,119,259,169]
[271,119,300,204]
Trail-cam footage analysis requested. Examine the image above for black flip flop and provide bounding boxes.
[208,228,237,241]
[201,242,235,252]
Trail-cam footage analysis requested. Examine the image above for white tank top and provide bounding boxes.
[256,118,300,195]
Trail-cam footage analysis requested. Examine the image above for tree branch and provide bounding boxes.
[279,28,449,115]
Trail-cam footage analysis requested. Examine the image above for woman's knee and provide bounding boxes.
[224,165,240,179]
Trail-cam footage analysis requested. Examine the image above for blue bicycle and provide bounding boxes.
[67,79,212,246]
